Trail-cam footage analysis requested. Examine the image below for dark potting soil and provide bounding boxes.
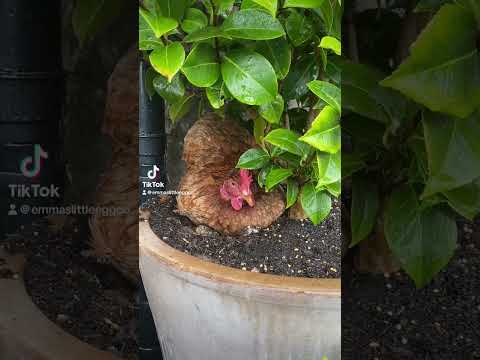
[2,217,138,360]
[342,218,480,360]
[146,196,342,278]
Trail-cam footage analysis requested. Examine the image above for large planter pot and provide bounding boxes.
[0,250,120,360]
[139,219,341,360]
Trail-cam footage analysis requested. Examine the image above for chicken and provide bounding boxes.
[89,46,139,281]
[176,114,285,235]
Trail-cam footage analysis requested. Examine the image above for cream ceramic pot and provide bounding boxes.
[140,220,341,360]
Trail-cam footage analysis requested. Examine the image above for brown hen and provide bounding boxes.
[176,114,285,235]
[89,46,139,281]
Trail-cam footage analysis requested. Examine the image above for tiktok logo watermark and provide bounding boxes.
[20,144,48,178]
[148,165,160,180]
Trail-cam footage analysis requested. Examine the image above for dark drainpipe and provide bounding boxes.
[0,0,64,237]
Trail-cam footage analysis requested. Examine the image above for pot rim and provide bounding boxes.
[140,219,341,297]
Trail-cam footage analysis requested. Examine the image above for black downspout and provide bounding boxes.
[0,0,63,237]
[137,60,165,360]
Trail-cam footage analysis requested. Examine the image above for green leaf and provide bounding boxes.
[139,15,163,50]
[283,54,319,100]
[139,8,178,38]
[307,80,341,114]
[169,94,195,123]
[422,111,480,197]
[342,154,366,179]
[221,9,285,40]
[264,129,308,156]
[201,0,215,23]
[333,58,389,123]
[150,42,185,82]
[266,167,294,190]
[284,0,326,8]
[415,0,453,12]
[350,177,379,247]
[258,164,273,188]
[325,180,341,197]
[183,26,231,42]
[259,94,284,124]
[181,43,220,87]
[319,35,341,55]
[206,79,225,109]
[221,49,278,105]
[254,116,267,144]
[153,73,185,103]
[300,184,332,225]
[314,0,341,38]
[443,178,480,221]
[255,38,292,80]
[284,9,313,47]
[159,0,187,21]
[299,106,341,153]
[286,179,299,208]
[236,148,271,169]
[73,0,125,46]
[246,0,278,17]
[385,186,457,288]
[316,151,341,187]
[381,3,480,119]
[181,8,208,33]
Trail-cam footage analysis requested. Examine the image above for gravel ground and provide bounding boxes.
[342,218,480,360]
[146,196,342,278]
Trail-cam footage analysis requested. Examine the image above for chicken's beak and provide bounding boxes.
[244,194,255,207]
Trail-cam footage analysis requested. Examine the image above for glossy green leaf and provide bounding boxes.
[444,178,480,221]
[381,3,480,119]
[221,49,278,105]
[350,177,379,247]
[307,80,341,114]
[150,42,185,82]
[206,79,224,109]
[254,116,267,144]
[139,8,178,38]
[266,167,294,190]
[181,8,208,33]
[284,0,325,8]
[255,38,292,80]
[182,43,220,87]
[342,154,366,179]
[236,148,271,169]
[325,180,341,197]
[319,35,341,55]
[258,164,273,188]
[245,0,278,17]
[214,0,235,16]
[313,0,341,38]
[316,151,341,187]
[169,94,195,123]
[259,94,284,124]
[284,9,313,46]
[422,111,480,197]
[221,9,285,40]
[286,179,299,208]
[300,106,341,153]
[153,73,185,103]
[139,14,163,50]
[264,129,308,156]
[385,186,457,288]
[73,0,125,46]
[334,58,389,123]
[183,26,231,42]
[283,54,318,100]
[300,184,332,225]
[159,0,187,20]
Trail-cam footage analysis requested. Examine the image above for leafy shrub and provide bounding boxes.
[344,0,480,287]
[139,0,342,225]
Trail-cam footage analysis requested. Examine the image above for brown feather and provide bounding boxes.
[177,115,285,235]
